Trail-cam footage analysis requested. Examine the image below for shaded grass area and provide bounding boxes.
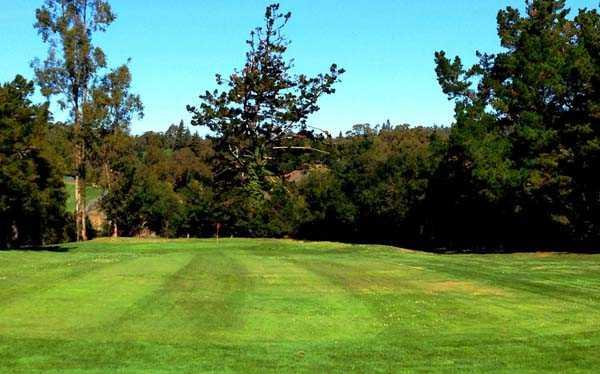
[64,179,103,212]
[1,238,600,371]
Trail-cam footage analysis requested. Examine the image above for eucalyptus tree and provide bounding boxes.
[33,0,116,241]
[90,65,144,189]
[187,3,344,188]
[90,64,143,237]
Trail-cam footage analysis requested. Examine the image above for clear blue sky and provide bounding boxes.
[1,1,597,135]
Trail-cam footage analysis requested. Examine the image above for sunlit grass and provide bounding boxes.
[1,238,599,371]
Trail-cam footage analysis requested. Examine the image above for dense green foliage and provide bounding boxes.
[0,76,67,248]
[75,121,444,241]
[432,0,600,248]
[97,123,214,237]
[2,238,600,371]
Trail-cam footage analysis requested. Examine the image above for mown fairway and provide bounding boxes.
[1,239,600,371]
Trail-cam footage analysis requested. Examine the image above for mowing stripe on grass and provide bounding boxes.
[0,253,194,340]
[2,239,600,372]
[0,252,131,309]
[231,250,381,343]
[111,249,253,344]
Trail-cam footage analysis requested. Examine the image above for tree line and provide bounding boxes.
[1,0,599,251]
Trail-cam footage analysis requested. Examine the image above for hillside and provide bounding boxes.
[64,178,103,213]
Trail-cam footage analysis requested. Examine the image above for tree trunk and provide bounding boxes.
[112,221,118,238]
[11,223,18,244]
[74,113,87,242]
[75,169,87,241]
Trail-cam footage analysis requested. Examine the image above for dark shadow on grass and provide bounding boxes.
[414,247,595,255]
[0,245,70,253]
[295,236,600,254]
[403,240,600,255]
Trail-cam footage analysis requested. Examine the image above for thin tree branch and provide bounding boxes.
[271,146,330,154]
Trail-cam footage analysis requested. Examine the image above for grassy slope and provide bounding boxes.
[64,180,103,212]
[1,239,599,372]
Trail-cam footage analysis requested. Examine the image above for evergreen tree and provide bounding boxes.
[434,0,600,247]
[0,76,67,248]
[187,3,344,188]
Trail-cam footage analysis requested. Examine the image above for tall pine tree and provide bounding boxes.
[187,4,344,189]
[433,0,600,247]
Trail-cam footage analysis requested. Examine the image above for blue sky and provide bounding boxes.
[1,1,597,135]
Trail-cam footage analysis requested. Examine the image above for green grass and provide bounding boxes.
[1,238,600,372]
[64,180,103,212]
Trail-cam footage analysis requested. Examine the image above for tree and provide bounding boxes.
[90,63,143,236]
[187,3,344,188]
[297,167,356,240]
[0,76,67,248]
[33,0,116,241]
[92,64,143,135]
[433,0,600,247]
[164,121,192,150]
